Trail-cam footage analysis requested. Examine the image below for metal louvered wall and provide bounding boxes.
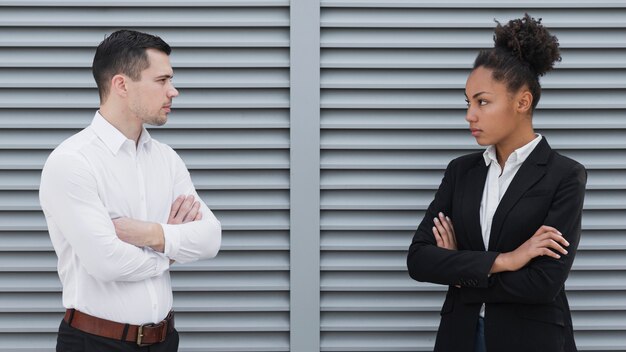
[1,1,625,352]
[0,1,291,351]
[320,1,626,352]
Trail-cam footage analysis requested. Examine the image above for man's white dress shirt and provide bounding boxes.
[478,134,542,317]
[39,112,221,325]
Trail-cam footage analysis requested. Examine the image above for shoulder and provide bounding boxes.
[149,138,183,161]
[446,150,484,172]
[148,138,189,175]
[548,150,587,184]
[43,128,96,170]
[549,150,584,168]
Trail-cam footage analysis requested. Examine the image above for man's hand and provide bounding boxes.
[491,225,569,273]
[433,212,457,250]
[168,195,202,224]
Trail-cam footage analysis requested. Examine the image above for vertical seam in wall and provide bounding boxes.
[290,0,321,350]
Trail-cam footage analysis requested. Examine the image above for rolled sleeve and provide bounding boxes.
[161,223,181,259]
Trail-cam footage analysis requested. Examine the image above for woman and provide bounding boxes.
[406,14,587,352]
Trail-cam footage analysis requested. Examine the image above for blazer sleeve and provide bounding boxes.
[459,163,587,304]
[407,158,500,288]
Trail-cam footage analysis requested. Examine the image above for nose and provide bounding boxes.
[168,83,179,98]
[465,105,477,123]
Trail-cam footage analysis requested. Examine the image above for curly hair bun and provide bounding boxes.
[493,13,561,77]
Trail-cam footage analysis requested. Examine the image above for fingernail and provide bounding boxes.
[446,216,450,221]
[433,218,439,223]
[438,212,444,217]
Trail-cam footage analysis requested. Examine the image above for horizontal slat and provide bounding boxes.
[0,210,290,231]
[321,311,626,332]
[321,311,439,331]
[0,251,289,272]
[322,291,445,311]
[321,68,626,89]
[320,230,626,251]
[0,311,289,333]
[0,332,290,352]
[321,149,626,170]
[320,169,626,190]
[320,331,626,351]
[0,88,289,109]
[321,290,626,311]
[321,129,626,150]
[318,189,623,210]
[320,250,626,271]
[321,270,626,291]
[0,128,289,149]
[0,108,289,129]
[321,48,626,69]
[0,0,289,6]
[321,89,626,109]
[321,28,626,48]
[321,0,626,8]
[0,7,289,27]
[0,230,289,251]
[0,291,289,312]
[0,47,289,68]
[321,109,626,129]
[321,8,626,28]
[0,68,289,88]
[0,149,289,170]
[0,189,290,210]
[0,28,289,47]
[319,210,626,231]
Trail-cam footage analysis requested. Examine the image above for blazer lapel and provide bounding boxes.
[461,159,489,251]
[488,138,552,250]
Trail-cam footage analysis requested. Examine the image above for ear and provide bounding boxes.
[110,74,129,98]
[515,90,533,114]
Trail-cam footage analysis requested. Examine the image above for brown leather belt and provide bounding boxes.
[64,309,175,346]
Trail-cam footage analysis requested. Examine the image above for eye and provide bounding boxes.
[464,99,470,107]
[478,99,488,106]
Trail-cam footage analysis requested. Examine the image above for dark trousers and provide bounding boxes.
[56,319,179,352]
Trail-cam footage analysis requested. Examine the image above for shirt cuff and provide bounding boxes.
[154,251,171,275]
[160,223,181,260]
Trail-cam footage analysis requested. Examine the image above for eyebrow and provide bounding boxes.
[464,91,491,99]
[155,74,173,80]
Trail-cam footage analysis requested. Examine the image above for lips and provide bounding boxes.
[162,104,172,113]
[470,128,482,137]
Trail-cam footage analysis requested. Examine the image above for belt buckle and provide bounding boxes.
[137,321,166,346]
[137,325,145,346]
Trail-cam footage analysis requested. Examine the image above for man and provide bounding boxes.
[39,29,221,351]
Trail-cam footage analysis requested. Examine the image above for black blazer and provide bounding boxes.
[407,137,587,352]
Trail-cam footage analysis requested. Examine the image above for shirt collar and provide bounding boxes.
[90,111,152,155]
[482,134,543,167]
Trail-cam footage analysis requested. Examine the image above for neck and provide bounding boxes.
[99,103,143,144]
[495,127,536,166]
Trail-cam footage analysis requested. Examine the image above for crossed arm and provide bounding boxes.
[432,212,569,274]
[112,194,203,255]
[407,160,586,304]
[40,152,221,282]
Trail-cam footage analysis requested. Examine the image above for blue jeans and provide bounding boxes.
[474,316,486,352]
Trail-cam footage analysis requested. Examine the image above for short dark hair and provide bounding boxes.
[92,29,171,101]
[473,14,561,111]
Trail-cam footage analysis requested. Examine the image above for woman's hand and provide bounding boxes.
[491,225,569,273]
[433,212,457,250]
